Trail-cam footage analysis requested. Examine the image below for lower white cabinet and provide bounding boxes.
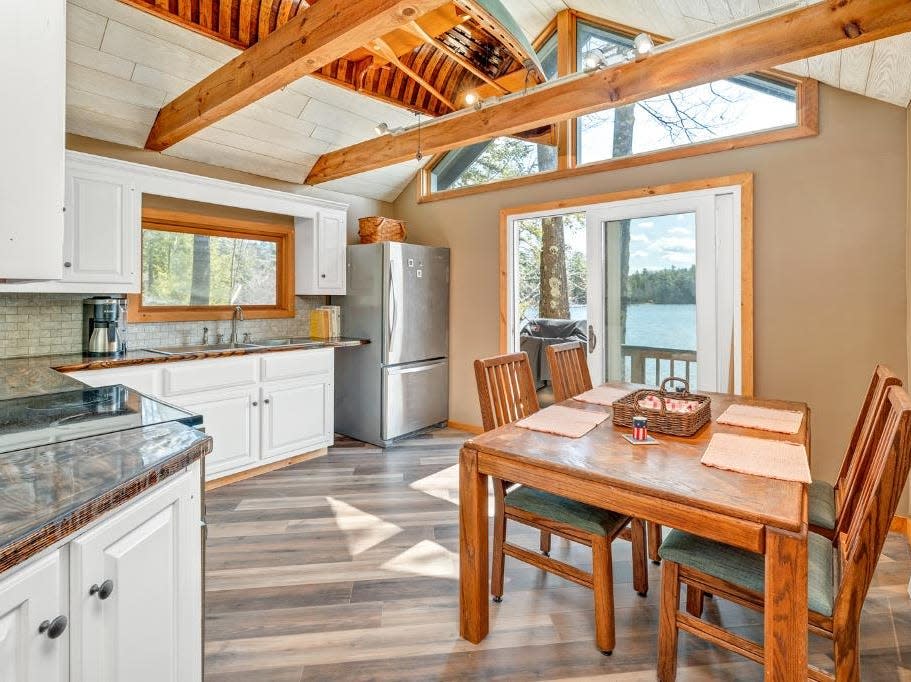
[260,378,332,460]
[0,463,201,682]
[0,551,68,682]
[70,468,200,682]
[169,387,259,478]
[67,348,334,481]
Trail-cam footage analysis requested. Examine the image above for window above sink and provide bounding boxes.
[128,207,295,323]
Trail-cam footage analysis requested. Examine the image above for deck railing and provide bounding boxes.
[621,345,698,386]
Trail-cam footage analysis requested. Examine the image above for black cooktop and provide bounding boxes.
[0,384,202,454]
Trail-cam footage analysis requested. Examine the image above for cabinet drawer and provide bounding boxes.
[161,356,258,396]
[261,348,333,383]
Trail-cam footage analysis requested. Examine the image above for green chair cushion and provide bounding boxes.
[658,529,835,617]
[809,479,837,531]
[505,486,628,537]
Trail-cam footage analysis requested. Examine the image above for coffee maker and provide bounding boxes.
[83,297,127,356]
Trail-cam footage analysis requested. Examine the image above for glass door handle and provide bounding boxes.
[588,325,597,353]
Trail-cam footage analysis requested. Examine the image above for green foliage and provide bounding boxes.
[450,137,557,190]
[627,265,695,305]
[141,229,277,307]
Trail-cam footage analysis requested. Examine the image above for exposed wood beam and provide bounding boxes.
[306,0,911,185]
[366,37,456,110]
[403,20,509,95]
[145,0,449,151]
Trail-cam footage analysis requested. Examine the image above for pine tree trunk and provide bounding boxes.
[539,216,569,319]
[189,235,211,305]
[535,144,569,320]
[612,106,635,342]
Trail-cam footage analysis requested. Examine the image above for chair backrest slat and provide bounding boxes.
[835,365,902,535]
[547,341,593,403]
[474,352,541,432]
[835,386,911,621]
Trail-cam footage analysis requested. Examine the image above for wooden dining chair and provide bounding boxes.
[656,385,911,682]
[809,365,901,539]
[474,351,648,656]
[546,340,665,566]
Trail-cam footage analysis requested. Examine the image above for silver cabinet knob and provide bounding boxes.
[89,579,115,600]
[252,401,258,407]
[63,262,72,268]
[38,616,67,639]
[264,398,270,405]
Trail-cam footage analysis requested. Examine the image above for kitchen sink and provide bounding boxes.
[146,342,260,355]
[252,338,325,348]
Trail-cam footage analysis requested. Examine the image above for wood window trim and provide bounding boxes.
[417,11,817,204]
[127,208,295,323]
[497,173,754,396]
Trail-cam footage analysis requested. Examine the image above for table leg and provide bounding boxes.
[459,446,489,644]
[764,525,808,681]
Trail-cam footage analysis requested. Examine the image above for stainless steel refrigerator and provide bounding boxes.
[332,242,450,447]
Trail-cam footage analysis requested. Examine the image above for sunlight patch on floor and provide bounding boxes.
[326,496,403,556]
[380,539,459,579]
[409,464,496,515]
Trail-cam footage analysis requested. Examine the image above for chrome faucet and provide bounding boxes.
[231,306,244,344]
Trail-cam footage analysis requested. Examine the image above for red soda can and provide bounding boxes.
[633,416,648,441]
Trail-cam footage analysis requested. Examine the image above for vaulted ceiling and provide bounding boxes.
[66,0,911,204]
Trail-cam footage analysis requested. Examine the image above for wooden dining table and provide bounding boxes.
[458,383,811,681]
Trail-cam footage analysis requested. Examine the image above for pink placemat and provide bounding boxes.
[700,433,811,483]
[516,405,609,438]
[716,404,804,434]
[573,386,631,406]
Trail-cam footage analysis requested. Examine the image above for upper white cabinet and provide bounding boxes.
[0,1,66,281]
[295,212,347,295]
[62,164,138,289]
[0,551,68,682]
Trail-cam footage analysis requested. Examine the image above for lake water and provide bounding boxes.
[527,303,696,351]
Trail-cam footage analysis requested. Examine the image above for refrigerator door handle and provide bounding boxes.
[388,262,397,357]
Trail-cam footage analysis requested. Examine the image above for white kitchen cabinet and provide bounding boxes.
[0,551,68,682]
[65,348,334,482]
[69,467,201,682]
[295,211,347,295]
[170,387,260,478]
[0,0,66,281]
[260,378,333,460]
[61,164,139,290]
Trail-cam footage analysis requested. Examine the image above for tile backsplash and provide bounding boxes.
[0,293,325,358]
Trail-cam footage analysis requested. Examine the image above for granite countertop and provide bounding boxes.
[0,337,369,401]
[0,421,212,572]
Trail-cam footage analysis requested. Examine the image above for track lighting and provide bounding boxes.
[374,122,390,136]
[581,45,623,71]
[464,91,478,106]
[633,32,655,56]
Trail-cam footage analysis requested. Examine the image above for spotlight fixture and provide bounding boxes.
[464,91,478,105]
[581,45,623,71]
[374,122,390,136]
[582,49,602,71]
[633,32,655,55]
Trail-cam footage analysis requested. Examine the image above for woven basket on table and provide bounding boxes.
[612,377,711,437]
[359,217,407,244]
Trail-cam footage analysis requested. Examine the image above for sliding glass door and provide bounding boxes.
[508,186,742,400]
[586,190,740,393]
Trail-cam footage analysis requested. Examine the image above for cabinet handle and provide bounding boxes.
[321,274,326,279]
[264,398,271,404]
[38,616,68,639]
[89,579,115,600]
[252,401,258,407]
[63,261,72,268]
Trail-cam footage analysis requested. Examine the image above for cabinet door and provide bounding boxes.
[317,212,346,294]
[260,378,332,460]
[70,467,201,682]
[0,551,68,682]
[63,166,137,287]
[0,0,65,280]
[170,388,259,478]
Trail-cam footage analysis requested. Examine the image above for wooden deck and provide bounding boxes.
[204,428,911,681]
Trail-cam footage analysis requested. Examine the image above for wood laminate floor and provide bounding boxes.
[204,428,911,681]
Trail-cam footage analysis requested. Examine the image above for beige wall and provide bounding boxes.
[66,134,393,242]
[393,84,909,489]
